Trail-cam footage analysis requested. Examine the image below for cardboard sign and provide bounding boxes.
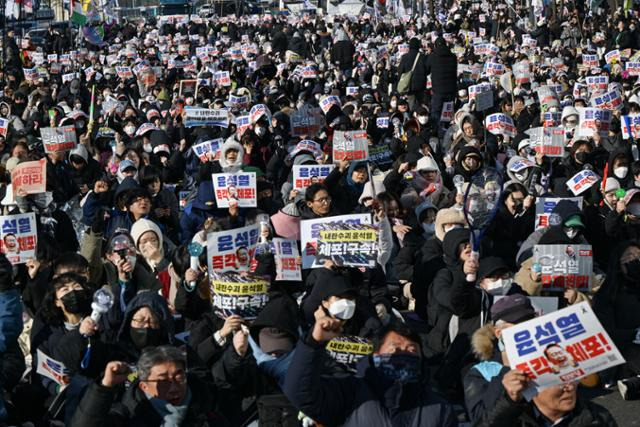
[625,62,640,76]
[621,115,640,140]
[503,302,624,397]
[210,271,269,320]
[11,159,46,198]
[534,245,593,290]
[566,170,600,196]
[300,213,372,269]
[590,89,623,111]
[535,197,583,230]
[475,90,494,112]
[212,172,257,208]
[40,126,77,153]
[326,336,373,372]
[316,223,378,268]
[319,95,341,114]
[332,130,369,162]
[440,101,454,122]
[192,139,222,162]
[207,224,260,273]
[293,165,335,191]
[184,108,229,128]
[0,118,9,137]
[273,238,302,281]
[577,108,611,137]
[585,75,608,91]
[485,113,516,137]
[36,349,71,386]
[0,213,37,265]
[532,127,565,157]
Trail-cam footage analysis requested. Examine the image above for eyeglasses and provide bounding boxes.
[313,196,332,204]
[131,317,161,328]
[143,372,187,390]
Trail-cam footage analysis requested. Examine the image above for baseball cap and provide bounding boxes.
[491,294,536,324]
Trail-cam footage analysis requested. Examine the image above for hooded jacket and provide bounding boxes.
[398,38,430,94]
[424,40,457,96]
[323,161,368,215]
[454,146,484,182]
[219,140,245,173]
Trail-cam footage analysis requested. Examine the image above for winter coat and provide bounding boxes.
[331,40,356,70]
[283,337,457,427]
[398,48,430,94]
[593,276,640,352]
[322,163,366,215]
[424,46,458,96]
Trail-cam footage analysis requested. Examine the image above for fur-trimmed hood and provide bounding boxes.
[219,139,245,172]
[471,323,497,361]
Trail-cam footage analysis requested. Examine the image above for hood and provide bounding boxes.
[130,218,164,250]
[358,181,386,204]
[114,177,140,201]
[249,292,300,343]
[551,199,583,225]
[301,269,357,324]
[607,147,632,176]
[0,102,11,117]
[442,227,471,264]
[69,144,89,163]
[561,105,579,122]
[471,323,497,361]
[434,207,467,242]
[116,291,175,345]
[455,146,483,177]
[416,155,440,173]
[414,200,436,223]
[506,155,537,183]
[219,139,245,171]
[409,37,421,51]
[192,181,216,211]
[293,153,316,166]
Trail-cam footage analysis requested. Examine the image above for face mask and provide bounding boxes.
[32,192,53,211]
[60,290,91,314]
[328,298,356,320]
[372,353,421,383]
[563,227,579,239]
[129,326,165,350]
[390,101,397,109]
[575,151,588,164]
[485,278,513,296]
[255,126,266,137]
[513,172,527,182]
[614,166,629,179]
[422,223,435,235]
[125,126,136,136]
[623,258,640,282]
[417,116,428,125]
[143,143,153,153]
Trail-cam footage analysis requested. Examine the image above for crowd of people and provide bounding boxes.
[0,0,640,425]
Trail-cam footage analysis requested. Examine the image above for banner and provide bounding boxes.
[273,238,302,281]
[184,107,229,128]
[566,169,600,196]
[40,126,77,153]
[11,159,46,197]
[293,165,335,191]
[210,271,269,320]
[326,336,373,372]
[621,115,640,140]
[535,197,583,230]
[192,139,222,162]
[301,213,372,269]
[485,113,516,137]
[36,349,71,386]
[533,244,593,290]
[316,223,378,268]
[577,108,611,137]
[0,213,37,265]
[207,224,260,273]
[332,130,369,162]
[503,302,624,397]
[212,172,257,208]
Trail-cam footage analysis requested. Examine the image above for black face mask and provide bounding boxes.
[129,327,165,350]
[623,259,640,283]
[575,151,589,164]
[60,290,91,314]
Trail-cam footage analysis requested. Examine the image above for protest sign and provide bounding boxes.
[23,67,38,81]
[0,213,37,265]
[207,223,260,273]
[11,159,46,198]
[376,117,389,128]
[179,79,197,96]
[214,71,231,87]
[368,143,394,168]
[440,101,454,122]
[332,130,369,162]
[212,172,257,208]
[301,213,372,269]
[192,139,222,162]
[533,244,593,290]
[326,336,373,372]
[503,302,624,397]
[0,118,8,137]
[576,108,611,138]
[566,169,600,196]
[582,54,599,67]
[40,126,77,153]
[210,271,269,320]
[535,197,583,230]
[543,112,561,127]
[319,95,341,114]
[590,89,623,111]
[484,61,504,76]
[626,62,640,76]
[621,115,640,140]
[116,66,133,79]
[513,61,532,84]
[288,140,324,162]
[290,107,324,137]
[532,127,565,157]
[36,349,71,386]
[475,90,494,112]
[273,238,302,281]
[604,49,621,64]
[249,104,272,124]
[315,222,378,268]
[485,113,516,137]
[292,165,335,191]
[227,94,250,109]
[234,115,251,136]
[585,75,608,91]
[468,82,492,101]
[183,107,229,128]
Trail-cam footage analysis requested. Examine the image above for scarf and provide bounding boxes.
[145,388,192,427]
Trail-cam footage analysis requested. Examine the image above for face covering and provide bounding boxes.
[417,116,428,125]
[485,278,513,296]
[60,290,91,314]
[255,126,266,137]
[498,336,505,352]
[390,100,397,109]
[513,172,527,182]
[575,151,589,164]
[422,223,435,235]
[624,258,640,282]
[563,227,579,239]
[372,353,421,383]
[328,298,356,320]
[614,166,628,179]
[130,327,165,350]
[143,143,153,153]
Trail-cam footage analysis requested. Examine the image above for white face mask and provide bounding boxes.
[485,278,513,296]
[390,100,397,109]
[614,166,628,179]
[514,172,527,182]
[564,227,579,239]
[125,126,136,136]
[255,126,266,137]
[143,143,153,153]
[418,116,428,125]
[422,223,435,235]
[328,298,356,320]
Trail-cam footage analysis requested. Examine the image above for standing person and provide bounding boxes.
[425,37,457,131]
[398,37,429,111]
[330,28,355,77]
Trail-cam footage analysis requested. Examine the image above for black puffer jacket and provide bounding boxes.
[397,39,429,94]
[425,43,457,96]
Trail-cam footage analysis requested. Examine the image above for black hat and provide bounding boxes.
[491,294,536,324]
[478,257,510,281]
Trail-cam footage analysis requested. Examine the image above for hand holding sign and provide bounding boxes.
[502,369,530,402]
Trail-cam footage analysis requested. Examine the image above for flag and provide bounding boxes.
[82,25,106,46]
[71,0,87,26]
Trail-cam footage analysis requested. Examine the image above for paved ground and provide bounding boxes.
[580,387,640,426]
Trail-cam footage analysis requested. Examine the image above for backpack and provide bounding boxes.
[397,53,420,94]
